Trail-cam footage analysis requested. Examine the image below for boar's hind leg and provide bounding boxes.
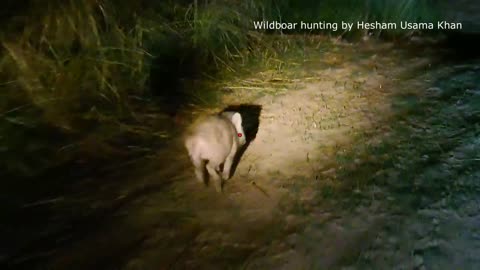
[206,162,223,193]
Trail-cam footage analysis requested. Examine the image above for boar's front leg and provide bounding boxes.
[222,142,238,181]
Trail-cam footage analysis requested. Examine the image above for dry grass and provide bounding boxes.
[1,0,150,127]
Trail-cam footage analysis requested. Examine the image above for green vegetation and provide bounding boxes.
[0,0,441,181]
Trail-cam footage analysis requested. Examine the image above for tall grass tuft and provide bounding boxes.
[1,0,150,128]
[0,0,153,177]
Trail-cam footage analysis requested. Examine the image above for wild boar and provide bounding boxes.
[184,111,246,192]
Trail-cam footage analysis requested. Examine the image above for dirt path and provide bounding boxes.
[5,38,479,270]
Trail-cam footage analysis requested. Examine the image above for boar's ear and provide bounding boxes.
[231,112,242,129]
